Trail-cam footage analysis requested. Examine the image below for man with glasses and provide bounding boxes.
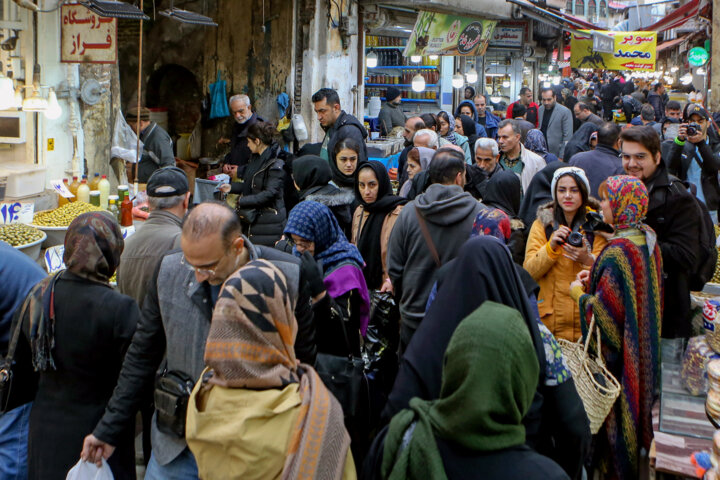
[82,202,317,478]
[620,126,701,339]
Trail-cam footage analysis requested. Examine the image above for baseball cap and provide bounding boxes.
[686,104,709,121]
[146,166,189,197]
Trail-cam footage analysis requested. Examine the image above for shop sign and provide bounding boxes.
[571,30,656,71]
[687,47,709,67]
[404,11,497,57]
[490,25,524,48]
[0,201,33,224]
[61,4,117,64]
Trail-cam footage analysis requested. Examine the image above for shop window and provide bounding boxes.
[575,0,585,16]
[599,0,607,17]
[587,0,596,21]
[566,0,573,12]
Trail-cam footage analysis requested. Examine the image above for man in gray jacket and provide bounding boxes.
[82,202,318,478]
[538,88,573,160]
[387,148,484,352]
[126,107,175,183]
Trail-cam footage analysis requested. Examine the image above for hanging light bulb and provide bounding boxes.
[697,67,706,76]
[670,66,679,73]
[410,55,422,63]
[44,88,62,119]
[411,73,426,92]
[0,71,14,110]
[502,80,510,88]
[366,50,378,68]
[428,54,439,61]
[680,73,693,85]
[22,86,48,112]
[489,96,503,104]
[465,67,478,84]
[451,71,464,89]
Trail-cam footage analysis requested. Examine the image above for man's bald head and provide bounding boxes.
[443,143,464,155]
[182,201,242,248]
[404,116,425,143]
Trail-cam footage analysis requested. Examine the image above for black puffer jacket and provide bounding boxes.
[230,143,286,246]
[302,185,356,239]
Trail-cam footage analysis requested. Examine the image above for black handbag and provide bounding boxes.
[315,305,367,418]
[236,208,259,224]
[154,365,195,438]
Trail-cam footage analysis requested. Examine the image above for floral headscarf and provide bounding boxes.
[524,129,549,157]
[470,208,511,242]
[604,175,656,251]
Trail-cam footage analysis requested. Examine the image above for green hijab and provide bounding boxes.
[381,301,540,480]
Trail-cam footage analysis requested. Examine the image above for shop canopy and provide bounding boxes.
[656,35,688,53]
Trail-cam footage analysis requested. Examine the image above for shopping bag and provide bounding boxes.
[209,71,230,120]
[65,459,114,480]
[110,110,143,164]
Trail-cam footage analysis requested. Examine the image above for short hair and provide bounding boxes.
[473,93,487,102]
[540,87,555,97]
[640,104,655,122]
[597,122,621,148]
[474,137,499,157]
[420,113,437,129]
[414,129,438,148]
[247,121,279,145]
[311,88,340,107]
[620,125,661,159]
[666,100,681,111]
[228,94,250,107]
[182,201,242,248]
[511,103,527,118]
[498,119,521,135]
[653,82,664,91]
[148,193,186,211]
[519,87,532,96]
[576,102,591,112]
[428,148,466,185]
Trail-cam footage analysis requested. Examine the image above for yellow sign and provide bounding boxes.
[47,138,54,151]
[571,31,657,71]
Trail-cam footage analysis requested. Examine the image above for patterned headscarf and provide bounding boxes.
[204,260,350,479]
[63,211,124,284]
[604,175,656,251]
[284,200,364,274]
[524,129,549,157]
[470,208,511,242]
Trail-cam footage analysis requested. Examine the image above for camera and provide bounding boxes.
[687,122,702,137]
[566,231,584,248]
[584,211,615,234]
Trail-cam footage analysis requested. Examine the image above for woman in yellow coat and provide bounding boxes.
[524,167,606,342]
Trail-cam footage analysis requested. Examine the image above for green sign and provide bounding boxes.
[404,11,497,57]
[688,47,709,67]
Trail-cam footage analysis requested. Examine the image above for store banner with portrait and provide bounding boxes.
[571,31,657,71]
[404,11,497,57]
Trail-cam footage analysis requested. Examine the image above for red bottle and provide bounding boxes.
[120,196,133,227]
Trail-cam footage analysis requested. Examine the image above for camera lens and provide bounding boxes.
[567,232,584,248]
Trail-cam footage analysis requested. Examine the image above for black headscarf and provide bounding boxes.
[354,161,407,289]
[331,145,363,189]
[384,236,546,417]
[292,155,333,198]
[562,122,597,162]
[483,170,522,217]
[458,114,478,145]
[518,162,565,227]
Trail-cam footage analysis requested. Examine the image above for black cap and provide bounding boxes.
[146,166,189,197]
[386,86,401,102]
[686,104,709,121]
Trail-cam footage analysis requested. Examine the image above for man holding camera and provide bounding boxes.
[666,104,720,221]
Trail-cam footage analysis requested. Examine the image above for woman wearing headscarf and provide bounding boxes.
[482,170,526,264]
[292,155,355,238]
[332,137,364,191]
[351,161,407,291]
[284,200,370,357]
[569,176,663,480]
[19,212,138,479]
[185,260,356,480]
[384,236,590,479]
[525,129,559,163]
[524,167,607,342]
[437,111,472,164]
[562,122,598,163]
[399,147,434,198]
[377,302,569,480]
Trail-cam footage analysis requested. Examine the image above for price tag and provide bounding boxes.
[121,225,135,239]
[0,202,34,224]
[44,245,66,274]
[50,179,75,198]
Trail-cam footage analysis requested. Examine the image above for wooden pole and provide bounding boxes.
[711,1,720,112]
[134,0,144,195]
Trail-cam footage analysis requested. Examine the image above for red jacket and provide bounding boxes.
[506,101,540,127]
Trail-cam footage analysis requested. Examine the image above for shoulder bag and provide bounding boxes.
[154,363,196,438]
[414,206,441,268]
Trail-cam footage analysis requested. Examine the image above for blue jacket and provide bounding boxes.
[482,109,501,139]
[454,101,488,138]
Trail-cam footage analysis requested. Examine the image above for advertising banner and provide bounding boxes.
[571,31,657,71]
[404,11,497,57]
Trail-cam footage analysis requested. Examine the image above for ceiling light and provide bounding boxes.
[22,86,48,112]
[44,88,62,119]
[502,80,510,88]
[490,96,503,103]
[451,71,464,89]
[465,67,478,83]
[411,73,425,92]
[428,54,439,61]
[410,55,422,63]
[680,73,693,85]
[366,50,378,68]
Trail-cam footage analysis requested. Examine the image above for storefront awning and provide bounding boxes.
[656,35,687,53]
[608,1,627,9]
[645,0,699,32]
[506,0,595,31]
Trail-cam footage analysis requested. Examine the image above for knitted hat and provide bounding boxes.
[386,86,401,102]
[126,106,151,121]
[550,166,590,201]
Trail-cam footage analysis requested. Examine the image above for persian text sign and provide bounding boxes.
[490,24,525,48]
[61,4,117,63]
[571,31,656,71]
[404,11,497,57]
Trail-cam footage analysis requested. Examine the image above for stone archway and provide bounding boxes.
[145,64,202,138]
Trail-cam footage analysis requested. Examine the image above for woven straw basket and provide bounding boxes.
[558,315,621,434]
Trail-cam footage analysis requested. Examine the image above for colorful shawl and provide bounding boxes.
[471,208,511,241]
[204,260,350,480]
[578,175,663,480]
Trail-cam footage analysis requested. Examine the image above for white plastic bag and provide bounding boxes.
[111,110,144,164]
[66,459,114,480]
[292,113,308,141]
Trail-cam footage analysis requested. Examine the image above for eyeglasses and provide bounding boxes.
[287,236,313,250]
[180,254,224,277]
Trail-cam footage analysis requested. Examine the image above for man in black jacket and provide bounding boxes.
[81,202,319,475]
[312,88,368,164]
[647,82,667,122]
[221,94,263,176]
[621,126,701,338]
[569,122,623,197]
[397,116,426,188]
[666,104,720,220]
